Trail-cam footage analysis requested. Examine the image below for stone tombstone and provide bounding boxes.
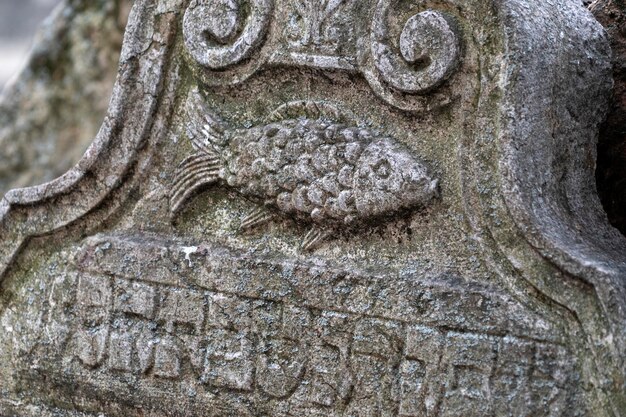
[0,0,625,416]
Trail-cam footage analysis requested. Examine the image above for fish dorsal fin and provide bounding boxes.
[265,101,356,124]
[186,87,228,156]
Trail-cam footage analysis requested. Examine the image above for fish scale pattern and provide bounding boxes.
[170,95,439,245]
[224,118,372,225]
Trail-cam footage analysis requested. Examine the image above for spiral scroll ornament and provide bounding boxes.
[364,1,462,111]
[183,0,274,84]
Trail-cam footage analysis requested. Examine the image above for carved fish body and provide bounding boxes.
[171,93,439,250]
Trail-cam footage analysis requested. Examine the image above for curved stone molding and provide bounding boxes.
[0,0,182,280]
[371,7,461,94]
[460,2,626,414]
[183,0,274,70]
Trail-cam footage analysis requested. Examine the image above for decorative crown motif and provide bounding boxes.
[182,0,462,111]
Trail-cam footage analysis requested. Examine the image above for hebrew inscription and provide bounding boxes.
[26,235,573,416]
[71,278,571,416]
[0,0,621,415]
[170,93,439,250]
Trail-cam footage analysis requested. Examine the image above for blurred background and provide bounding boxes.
[0,0,61,90]
[0,0,130,197]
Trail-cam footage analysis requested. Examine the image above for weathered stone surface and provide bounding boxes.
[0,0,624,416]
[0,0,131,197]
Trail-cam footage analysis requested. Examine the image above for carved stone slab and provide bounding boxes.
[0,0,625,416]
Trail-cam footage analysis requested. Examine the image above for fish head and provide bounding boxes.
[353,138,438,218]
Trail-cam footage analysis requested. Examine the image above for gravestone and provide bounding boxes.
[1,0,625,416]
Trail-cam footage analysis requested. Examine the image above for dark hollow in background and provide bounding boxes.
[591,0,626,237]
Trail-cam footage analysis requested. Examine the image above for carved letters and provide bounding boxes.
[55,236,573,416]
[0,0,621,414]
[70,272,570,415]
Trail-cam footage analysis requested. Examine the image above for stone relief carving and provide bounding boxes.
[182,0,462,111]
[183,0,274,70]
[56,235,573,416]
[287,0,354,51]
[369,8,461,94]
[170,91,439,250]
[0,0,624,415]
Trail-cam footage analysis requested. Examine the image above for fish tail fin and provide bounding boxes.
[239,207,276,233]
[169,152,221,216]
[186,87,228,156]
[170,88,228,217]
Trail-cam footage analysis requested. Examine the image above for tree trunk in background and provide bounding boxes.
[591,0,626,236]
[0,0,131,196]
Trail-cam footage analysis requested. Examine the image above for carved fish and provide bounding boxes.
[170,90,439,250]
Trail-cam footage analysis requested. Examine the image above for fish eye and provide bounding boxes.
[373,159,391,179]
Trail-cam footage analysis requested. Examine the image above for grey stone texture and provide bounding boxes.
[0,0,131,196]
[0,0,61,89]
[0,0,625,416]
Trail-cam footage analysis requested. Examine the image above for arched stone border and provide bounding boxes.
[0,0,184,279]
[461,1,626,413]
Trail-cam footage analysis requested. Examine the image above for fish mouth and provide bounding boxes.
[402,177,440,210]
